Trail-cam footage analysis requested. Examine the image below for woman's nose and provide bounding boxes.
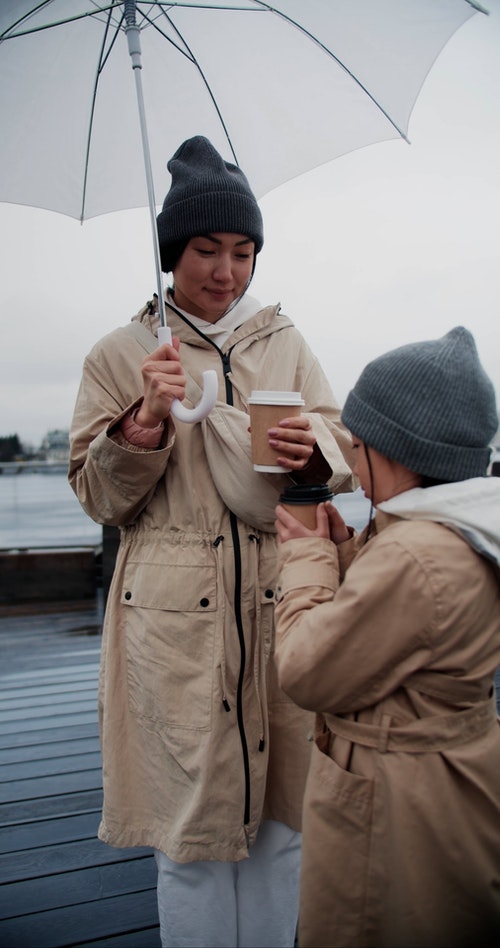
[213,255,232,280]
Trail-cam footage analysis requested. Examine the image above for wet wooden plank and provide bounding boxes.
[0,888,159,947]
[0,856,157,918]
[75,928,161,947]
[0,811,101,855]
[0,686,97,708]
[0,687,98,711]
[0,699,98,724]
[0,721,99,748]
[0,710,98,736]
[0,750,102,782]
[2,667,99,682]
[0,836,153,883]
[0,735,100,765]
[0,767,103,804]
[0,788,103,824]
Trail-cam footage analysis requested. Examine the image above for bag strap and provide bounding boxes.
[127,319,158,355]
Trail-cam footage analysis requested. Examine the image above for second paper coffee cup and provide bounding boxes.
[248,390,305,472]
[279,484,334,529]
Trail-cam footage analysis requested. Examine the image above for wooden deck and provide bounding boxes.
[1,593,499,948]
[0,597,160,947]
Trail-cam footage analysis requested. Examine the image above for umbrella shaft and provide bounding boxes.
[126,24,166,329]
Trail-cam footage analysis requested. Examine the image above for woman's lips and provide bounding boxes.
[206,288,232,297]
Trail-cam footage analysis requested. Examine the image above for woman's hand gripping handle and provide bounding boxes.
[157,325,218,424]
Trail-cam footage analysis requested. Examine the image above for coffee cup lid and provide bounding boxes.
[279,484,333,504]
[248,390,304,406]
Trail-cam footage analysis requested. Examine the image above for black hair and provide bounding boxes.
[160,238,189,275]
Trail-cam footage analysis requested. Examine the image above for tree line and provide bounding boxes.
[0,435,32,461]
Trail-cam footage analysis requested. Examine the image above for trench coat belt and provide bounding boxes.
[326,696,498,754]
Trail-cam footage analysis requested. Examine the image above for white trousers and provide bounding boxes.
[154,820,301,948]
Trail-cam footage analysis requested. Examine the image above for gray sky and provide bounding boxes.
[1,1,499,449]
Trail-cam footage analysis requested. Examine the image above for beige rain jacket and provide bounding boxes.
[69,301,355,862]
[275,480,500,947]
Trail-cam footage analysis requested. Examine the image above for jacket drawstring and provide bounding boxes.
[249,534,266,751]
[212,535,230,711]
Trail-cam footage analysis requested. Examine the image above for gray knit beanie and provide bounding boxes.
[157,136,264,274]
[341,327,497,482]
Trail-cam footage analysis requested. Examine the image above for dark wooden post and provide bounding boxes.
[102,525,121,605]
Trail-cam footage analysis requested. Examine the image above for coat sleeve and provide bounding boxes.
[274,532,437,714]
[68,343,175,526]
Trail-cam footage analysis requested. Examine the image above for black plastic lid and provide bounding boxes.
[279,483,333,505]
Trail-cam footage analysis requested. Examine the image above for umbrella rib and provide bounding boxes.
[0,3,266,40]
[137,6,199,63]
[251,0,409,142]
[0,2,122,40]
[80,5,123,222]
[143,4,240,164]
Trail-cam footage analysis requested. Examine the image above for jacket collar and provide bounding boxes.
[134,298,293,352]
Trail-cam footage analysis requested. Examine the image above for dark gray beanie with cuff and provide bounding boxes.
[157,136,264,274]
[341,326,497,482]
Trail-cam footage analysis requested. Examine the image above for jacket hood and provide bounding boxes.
[378,477,500,567]
[132,296,293,352]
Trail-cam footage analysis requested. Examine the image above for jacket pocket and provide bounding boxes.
[301,732,375,945]
[311,728,374,822]
[121,561,216,730]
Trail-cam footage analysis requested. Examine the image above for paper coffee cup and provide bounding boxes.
[248,391,305,472]
[279,484,333,528]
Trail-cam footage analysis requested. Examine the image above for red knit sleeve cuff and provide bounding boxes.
[121,407,164,449]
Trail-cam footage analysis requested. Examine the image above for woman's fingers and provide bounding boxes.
[268,416,315,470]
[140,340,187,423]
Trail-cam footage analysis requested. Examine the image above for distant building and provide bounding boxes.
[39,429,70,462]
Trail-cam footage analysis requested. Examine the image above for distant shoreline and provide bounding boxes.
[0,460,68,475]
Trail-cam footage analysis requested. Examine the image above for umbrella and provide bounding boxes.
[0,0,487,419]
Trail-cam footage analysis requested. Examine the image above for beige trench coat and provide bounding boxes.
[275,511,500,947]
[69,302,355,862]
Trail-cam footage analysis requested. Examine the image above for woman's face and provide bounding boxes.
[172,233,255,323]
[352,437,421,504]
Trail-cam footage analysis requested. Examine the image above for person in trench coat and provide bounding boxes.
[69,135,356,948]
[274,326,500,948]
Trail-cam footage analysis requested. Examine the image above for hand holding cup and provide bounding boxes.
[248,391,309,472]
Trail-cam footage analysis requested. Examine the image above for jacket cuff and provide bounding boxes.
[277,537,338,598]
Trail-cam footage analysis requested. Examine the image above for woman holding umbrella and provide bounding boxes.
[69,135,355,947]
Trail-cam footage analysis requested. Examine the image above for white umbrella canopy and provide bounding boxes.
[0,0,487,421]
[0,0,486,223]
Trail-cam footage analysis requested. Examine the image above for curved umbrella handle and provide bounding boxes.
[157,325,218,424]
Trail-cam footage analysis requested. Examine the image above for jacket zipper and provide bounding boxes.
[221,345,251,826]
[165,304,253,827]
